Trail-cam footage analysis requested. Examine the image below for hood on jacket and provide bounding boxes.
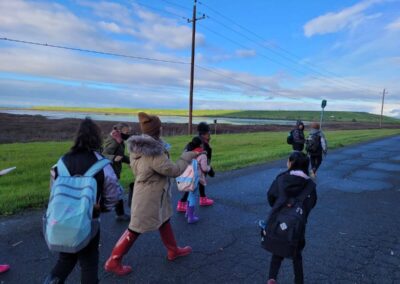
[278,172,309,198]
[127,135,165,157]
[309,128,321,135]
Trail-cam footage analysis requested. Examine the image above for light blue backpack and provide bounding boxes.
[43,157,110,253]
[176,159,199,192]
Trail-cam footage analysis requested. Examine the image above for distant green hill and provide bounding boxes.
[25,106,400,124]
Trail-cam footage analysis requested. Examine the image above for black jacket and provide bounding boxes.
[267,171,317,251]
[291,128,305,151]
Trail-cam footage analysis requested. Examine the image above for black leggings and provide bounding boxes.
[115,199,125,216]
[268,254,303,284]
[309,154,322,173]
[50,231,100,284]
[180,183,206,201]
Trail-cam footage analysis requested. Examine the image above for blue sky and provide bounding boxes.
[0,0,399,116]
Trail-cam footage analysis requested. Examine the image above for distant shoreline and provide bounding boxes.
[2,106,399,123]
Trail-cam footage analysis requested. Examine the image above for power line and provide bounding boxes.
[198,1,380,94]
[0,37,189,65]
[131,0,188,21]
[0,36,296,99]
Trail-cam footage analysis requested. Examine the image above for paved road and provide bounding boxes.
[1,136,400,284]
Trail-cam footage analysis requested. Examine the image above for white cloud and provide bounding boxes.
[235,49,257,58]
[386,17,400,30]
[303,0,384,37]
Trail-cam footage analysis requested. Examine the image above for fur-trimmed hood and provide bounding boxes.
[127,135,165,157]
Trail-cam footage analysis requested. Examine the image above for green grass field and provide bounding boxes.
[0,129,399,215]
[20,106,400,123]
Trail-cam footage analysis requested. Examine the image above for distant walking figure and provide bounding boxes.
[287,120,305,152]
[305,122,327,178]
[104,112,198,276]
[263,152,317,284]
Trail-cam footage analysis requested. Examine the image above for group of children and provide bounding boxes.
[39,114,322,284]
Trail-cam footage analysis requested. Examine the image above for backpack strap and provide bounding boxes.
[56,158,71,177]
[192,159,199,185]
[84,159,111,177]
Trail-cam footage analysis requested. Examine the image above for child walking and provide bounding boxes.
[264,152,317,284]
[177,122,215,212]
[185,137,211,224]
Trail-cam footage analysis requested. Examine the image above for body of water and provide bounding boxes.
[1,109,298,126]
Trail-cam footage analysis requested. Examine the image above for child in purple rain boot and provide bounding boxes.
[185,137,211,224]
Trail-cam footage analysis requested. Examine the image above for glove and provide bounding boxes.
[208,167,215,177]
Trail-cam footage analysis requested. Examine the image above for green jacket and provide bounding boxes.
[102,136,130,179]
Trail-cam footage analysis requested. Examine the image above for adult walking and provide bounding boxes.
[102,122,131,221]
[104,112,198,276]
[287,120,305,152]
[177,122,215,212]
[44,118,121,284]
[305,122,327,178]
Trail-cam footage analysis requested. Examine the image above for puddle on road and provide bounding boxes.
[327,178,393,193]
[369,162,400,172]
[350,170,391,179]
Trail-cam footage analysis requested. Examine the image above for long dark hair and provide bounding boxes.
[70,118,102,152]
[288,151,309,175]
[186,137,202,151]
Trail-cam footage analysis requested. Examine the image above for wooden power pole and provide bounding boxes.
[380,88,386,128]
[188,0,205,135]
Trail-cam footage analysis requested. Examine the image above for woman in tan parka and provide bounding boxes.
[104,112,198,276]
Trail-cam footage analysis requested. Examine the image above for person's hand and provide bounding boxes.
[208,167,215,177]
[114,155,123,162]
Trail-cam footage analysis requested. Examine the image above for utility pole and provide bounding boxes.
[188,0,205,135]
[380,88,386,128]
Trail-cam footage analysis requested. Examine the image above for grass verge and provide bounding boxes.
[0,129,399,215]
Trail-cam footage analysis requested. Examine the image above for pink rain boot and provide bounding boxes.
[199,196,214,206]
[0,264,10,274]
[176,201,188,213]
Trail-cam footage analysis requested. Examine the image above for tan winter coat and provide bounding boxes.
[127,135,196,233]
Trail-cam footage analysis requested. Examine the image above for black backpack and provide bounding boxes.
[287,131,294,145]
[261,184,313,258]
[305,133,321,154]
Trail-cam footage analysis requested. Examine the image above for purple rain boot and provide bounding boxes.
[186,206,199,224]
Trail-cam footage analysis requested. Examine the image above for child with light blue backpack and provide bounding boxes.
[43,118,121,284]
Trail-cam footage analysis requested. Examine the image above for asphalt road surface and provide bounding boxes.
[1,136,400,284]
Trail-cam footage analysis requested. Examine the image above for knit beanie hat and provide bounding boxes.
[197,122,210,135]
[310,122,320,129]
[138,112,161,137]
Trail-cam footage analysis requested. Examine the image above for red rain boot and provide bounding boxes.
[199,196,214,206]
[104,230,138,276]
[176,201,188,213]
[0,264,10,274]
[159,221,192,261]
